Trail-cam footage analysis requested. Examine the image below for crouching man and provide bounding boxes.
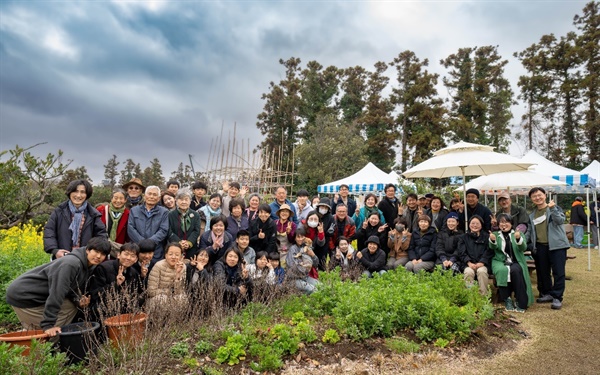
[5,237,111,337]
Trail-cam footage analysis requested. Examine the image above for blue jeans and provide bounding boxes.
[573,225,584,247]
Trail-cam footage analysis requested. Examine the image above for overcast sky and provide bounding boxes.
[0,0,589,183]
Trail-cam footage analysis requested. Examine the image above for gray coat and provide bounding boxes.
[6,247,92,330]
[128,204,169,260]
[529,206,570,251]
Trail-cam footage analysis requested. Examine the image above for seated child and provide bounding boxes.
[329,236,355,270]
[235,230,256,265]
[268,252,285,284]
[246,251,276,285]
[146,243,188,310]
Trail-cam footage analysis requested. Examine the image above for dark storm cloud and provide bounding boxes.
[0,0,591,181]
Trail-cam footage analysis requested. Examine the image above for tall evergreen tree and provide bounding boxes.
[574,1,600,162]
[361,61,396,172]
[298,61,340,140]
[146,158,165,187]
[441,46,513,150]
[119,158,137,186]
[390,50,446,171]
[103,154,119,188]
[256,57,302,168]
[339,66,368,124]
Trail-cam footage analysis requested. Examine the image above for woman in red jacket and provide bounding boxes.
[97,189,130,257]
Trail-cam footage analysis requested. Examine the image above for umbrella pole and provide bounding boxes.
[462,167,468,232]
[586,187,591,271]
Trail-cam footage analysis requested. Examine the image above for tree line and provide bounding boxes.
[256,2,599,190]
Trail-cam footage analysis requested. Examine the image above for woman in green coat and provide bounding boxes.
[489,213,534,312]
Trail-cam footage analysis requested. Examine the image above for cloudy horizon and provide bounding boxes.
[0,0,590,184]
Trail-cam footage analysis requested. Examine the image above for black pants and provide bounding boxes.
[498,263,528,309]
[533,243,567,301]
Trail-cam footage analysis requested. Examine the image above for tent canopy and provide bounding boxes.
[521,150,595,188]
[318,162,402,193]
[581,160,600,182]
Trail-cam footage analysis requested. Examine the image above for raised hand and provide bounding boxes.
[258,229,265,239]
[489,231,496,242]
[548,199,555,208]
[221,181,229,192]
[515,230,521,241]
[116,265,126,285]
[317,222,324,233]
[378,223,388,233]
[239,186,248,197]
[356,251,363,259]
[490,214,497,227]
[189,255,198,267]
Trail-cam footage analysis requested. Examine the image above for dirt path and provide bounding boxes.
[282,248,600,375]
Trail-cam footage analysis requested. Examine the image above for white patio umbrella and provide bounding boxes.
[402,141,535,230]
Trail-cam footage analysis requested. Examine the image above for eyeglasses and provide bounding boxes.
[128,186,141,190]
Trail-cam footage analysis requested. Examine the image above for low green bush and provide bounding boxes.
[385,337,421,354]
[0,340,68,374]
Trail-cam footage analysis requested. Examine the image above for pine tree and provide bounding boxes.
[339,66,368,124]
[119,159,137,186]
[574,1,600,162]
[103,154,119,188]
[390,50,446,171]
[361,61,396,172]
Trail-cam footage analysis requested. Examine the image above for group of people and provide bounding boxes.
[6,177,573,338]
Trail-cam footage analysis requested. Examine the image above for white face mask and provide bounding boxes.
[307,220,319,228]
[318,207,328,215]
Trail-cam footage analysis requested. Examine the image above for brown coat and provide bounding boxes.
[388,231,411,260]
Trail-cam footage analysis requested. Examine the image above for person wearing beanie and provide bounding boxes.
[435,211,464,274]
[332,184,357,218]
[405,214,437,273]
[356,235,387,278]
[461,188,492,232]
[492,192,530,235]
[569,196,587,249]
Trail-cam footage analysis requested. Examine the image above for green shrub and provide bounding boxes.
[294,321,317,343]
[250,345,284,372]
[0,339,68,374]
[169,341,189,359]
[385,337,421,354]
[215,333,247,365]
[195,340,213,354]
[322,329,340,344]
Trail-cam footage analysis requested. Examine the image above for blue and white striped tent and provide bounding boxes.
[521,150,597,193]
[317,162,403,194]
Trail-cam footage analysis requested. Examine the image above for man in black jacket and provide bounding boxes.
[6,237,111,337]
[378,184,400,227]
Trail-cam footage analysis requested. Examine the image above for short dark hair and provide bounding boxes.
[406,193,418,201]
[120,242,140,256]
[208,193,222,203]
[192,181,208,190]
[229,198,246,212]
[528,187,546,197]
[268,252,280,261]
[167,180,180,188]
[255,251,268,260]
[430,196,446,209]
[296,189,309,197]
[236,229,250,239]
[364,193,378,204]
[65,179,93,199]
[336,236,349,246]
[384,183,396,192]
[209,215,228,230]
[86,237,111,255]
[229,182,241,190]
[258,203,272,214]
[339,184,349,190]
[138,239,156,254]
[295,226,306,237]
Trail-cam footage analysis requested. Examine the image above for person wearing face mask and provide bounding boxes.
[387,217,411,269]
[435,212,464,274]
[315,198,337,255]
[302,211,328,271]
[457,215,493,295]
[490,213,533,312]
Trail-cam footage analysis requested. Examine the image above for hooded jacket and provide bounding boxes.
[407,226,437,262]
[570,200,587,226]
[6,247,93,330]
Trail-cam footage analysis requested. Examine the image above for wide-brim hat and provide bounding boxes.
[122,178,146,191]
[276,203,295,217]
